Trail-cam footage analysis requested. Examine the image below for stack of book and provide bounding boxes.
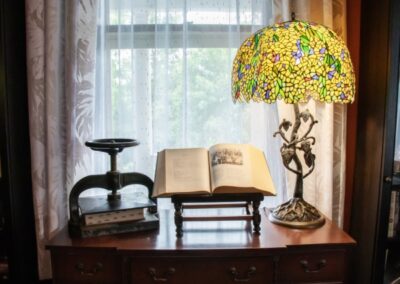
[78,195,158,238]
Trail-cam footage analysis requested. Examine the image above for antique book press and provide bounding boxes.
[68,138,158,238]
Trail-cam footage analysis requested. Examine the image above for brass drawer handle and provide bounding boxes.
[75,262,103,276]
[300,259,327,273]
[229,266,256,282]
[148,267,175,282]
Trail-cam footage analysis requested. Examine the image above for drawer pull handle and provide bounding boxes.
[75,262,103,276]
[148,267,175,282]
[229,266,256,282]
[300,259,327,273]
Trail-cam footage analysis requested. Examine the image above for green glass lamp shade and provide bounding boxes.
[232,20,355,104]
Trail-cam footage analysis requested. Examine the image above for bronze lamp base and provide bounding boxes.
[268,197,325,229]
[270,103,326,229]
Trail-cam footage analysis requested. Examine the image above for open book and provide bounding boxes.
[153,144,276,197]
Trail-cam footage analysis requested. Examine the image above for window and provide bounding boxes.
[93,0,284,207]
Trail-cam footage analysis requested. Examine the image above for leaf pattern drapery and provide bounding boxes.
[25,0,97,279]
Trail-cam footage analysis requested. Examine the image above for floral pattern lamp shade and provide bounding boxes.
[232,20,355,228]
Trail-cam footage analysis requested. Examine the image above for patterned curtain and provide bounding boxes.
[25,0,97,279]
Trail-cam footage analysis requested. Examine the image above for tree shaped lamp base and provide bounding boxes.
[268,197,325,229]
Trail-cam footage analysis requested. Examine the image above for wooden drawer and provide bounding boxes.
[277,250,346,283]
[128,256,274,284]
[51,250,122,284]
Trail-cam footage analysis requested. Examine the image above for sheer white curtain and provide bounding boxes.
[93,0,287,208]
[93,0,348,222]
[94,0,346,221]
[25,0,97,279]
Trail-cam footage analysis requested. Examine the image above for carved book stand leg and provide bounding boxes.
[171,194,264,237]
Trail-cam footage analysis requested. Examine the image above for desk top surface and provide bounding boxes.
[47,208,355,252]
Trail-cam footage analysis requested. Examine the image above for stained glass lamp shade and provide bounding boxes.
[232,20,355,228]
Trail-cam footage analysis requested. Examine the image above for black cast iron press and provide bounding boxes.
[68,138,158,238]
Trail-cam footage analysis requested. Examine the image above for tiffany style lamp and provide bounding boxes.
[231,20,355,228]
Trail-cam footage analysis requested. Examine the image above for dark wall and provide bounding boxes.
[343,0,361,233]
[350,0,400,283]
[0,0,38,282]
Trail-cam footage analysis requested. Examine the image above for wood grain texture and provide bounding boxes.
[47,209,355,252]
[343,0,361,233]
[349,0,400,283]
[47,209,355,283]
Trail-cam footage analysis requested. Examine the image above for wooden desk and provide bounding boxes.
[47,208,355,284]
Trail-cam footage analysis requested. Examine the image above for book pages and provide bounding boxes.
[155,148,211,196]
[84,208,144,226]
[153,151,166,197]
[153,144,275,197]
[209,144,275,196]
[248,145,276,196]
[209,144,252,190]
